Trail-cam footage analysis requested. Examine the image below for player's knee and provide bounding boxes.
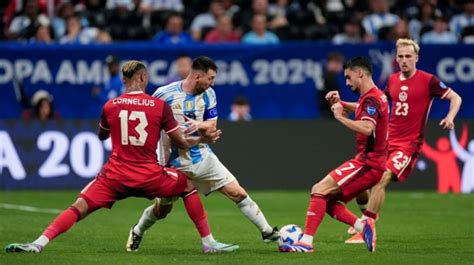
[221,182,247,202]
[71,198,90,219]
[183,179,196,193]
[155,204,173,219]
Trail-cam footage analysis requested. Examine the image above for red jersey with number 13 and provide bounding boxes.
[386,70,451,152]
[354,87,389,171]
[99,92,179,182]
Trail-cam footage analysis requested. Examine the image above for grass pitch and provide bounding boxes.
[0,191,473,265]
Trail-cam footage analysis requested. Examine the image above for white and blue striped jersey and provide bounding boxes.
[153,81,218,167]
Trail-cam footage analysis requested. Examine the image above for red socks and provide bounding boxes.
[303,193,327,236]
[326,201,358,226]
[42,206,81,241]
[364,210,378,220]
[182,190,211,238]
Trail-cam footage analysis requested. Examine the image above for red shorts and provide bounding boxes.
[79,167,188,211]
[329,159,384,202]
[385,147,419,182]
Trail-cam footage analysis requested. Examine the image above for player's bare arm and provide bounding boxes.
[440,90,462,130]
[332,102,374,136]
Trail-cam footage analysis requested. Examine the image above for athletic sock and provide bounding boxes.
[201,234,217,246]
[363,210,378,220]
[301,193,327,245]
[134,205,157,236]
[356,197,368,214]
[326,201,358,227]
[237,196,273,234]
[41,206,81,245]
[182,189,211,238]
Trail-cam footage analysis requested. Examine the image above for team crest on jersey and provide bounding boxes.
[185,101,194,110]
[440,81,448,89]
[400,85,408,91]
[367,106,376,115]
[399,91,408,102]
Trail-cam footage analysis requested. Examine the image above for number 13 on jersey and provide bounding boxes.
[118,110,148,146]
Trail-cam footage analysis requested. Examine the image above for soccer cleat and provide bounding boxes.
[126,225,143,252]
[347,226,357,235]
[262,226,280,243]
[202,241,239,253]
[362,218,376,252]
[279,241,314,253]
[345,232,364,244]
[5,243,43,253]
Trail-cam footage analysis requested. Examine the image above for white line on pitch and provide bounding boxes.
[0,203,61,214]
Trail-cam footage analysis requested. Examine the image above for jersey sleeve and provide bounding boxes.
[161,102,180,134]
[152,87,166,99]
[98,106,110,131]
[429,76,451,99]
[203,88,218,120]
[359,97,380,125]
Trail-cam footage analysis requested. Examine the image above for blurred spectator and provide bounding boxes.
[59,15,97,44]
[6,0,50,40]
[362,0,399,40]
[242,14,279,44]
[106,0,135,11]
[31,25,54,43]
[166,54,192,83]
[190,0,225,41]
[92,55,124,104]
[228,96,252,122]
[407,2,441,41]
[450,1,474,37]
[318,52,344,118]
[332,18,363,44]
[204,15,240,43]
[152,14,193,44]
[22,90,60,122]
[379,17,410,41]
[422,15,458,44]
[95,30,113,43]
[139,0,184,14]
[51,2,75,39]
[222,0,240,18]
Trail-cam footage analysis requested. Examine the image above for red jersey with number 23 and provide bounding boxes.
[386,70,451,152]
[354,87,389,171]
[98,91,179,184]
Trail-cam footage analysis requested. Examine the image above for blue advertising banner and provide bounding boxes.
[1,120,473,191]
[0,42,473,119]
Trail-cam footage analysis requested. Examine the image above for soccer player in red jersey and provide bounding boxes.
[5,60,237,253]
[332,39,462,250]
[279,57,389,253]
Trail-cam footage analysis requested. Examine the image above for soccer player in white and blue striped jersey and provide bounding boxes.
[127,56,279,253]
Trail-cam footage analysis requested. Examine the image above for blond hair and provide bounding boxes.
[396,38,420,54]
[121,60,146,78]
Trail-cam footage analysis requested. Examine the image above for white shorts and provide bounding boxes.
[178,153,236,195]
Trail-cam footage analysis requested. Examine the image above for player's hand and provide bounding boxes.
[200,129,222,144]
[331,102,344,119]
[183,115,199,135]
[325,91,341,105]
[440,117,454,130]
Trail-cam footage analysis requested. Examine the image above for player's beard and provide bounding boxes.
[195,84,207,94]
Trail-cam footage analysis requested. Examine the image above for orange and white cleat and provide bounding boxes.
[362,218,376,252]
[347,226,357,235]
[345,232,364,244]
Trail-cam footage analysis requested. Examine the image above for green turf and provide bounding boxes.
[0,191,473,265]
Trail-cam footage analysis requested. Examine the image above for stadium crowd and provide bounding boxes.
[1,0,474,44]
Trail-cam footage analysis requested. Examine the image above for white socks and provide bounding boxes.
[201,234,217,246]
[237,196,273,234]
[354,218,364,233]
[33,235,49,247]
[300,234,313,245]
[134,205,158,236]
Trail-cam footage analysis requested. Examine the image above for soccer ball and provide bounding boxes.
[278,224,303,246]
